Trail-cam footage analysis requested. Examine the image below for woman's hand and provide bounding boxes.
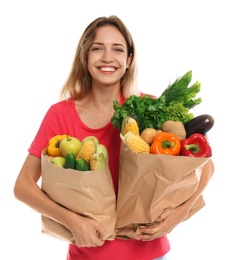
[137,204,189,241]
[137,159,214,241]
[14,154,107,248]
[66,211,107,247]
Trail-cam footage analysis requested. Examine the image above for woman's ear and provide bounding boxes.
[126,54,133,69]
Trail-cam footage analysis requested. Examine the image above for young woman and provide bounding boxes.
[14,15,214,260]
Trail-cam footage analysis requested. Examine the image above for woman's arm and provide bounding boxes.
[137,159,215,240]
[14,154,106,247]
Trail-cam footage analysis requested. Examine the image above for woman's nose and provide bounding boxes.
[101,50,113,62]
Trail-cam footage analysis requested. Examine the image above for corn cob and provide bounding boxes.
[76,139,97,162]
[120,132,150,153]
[82,135,99,145]
[96,143,108,161]
[121,116,139,136]
[90,152,106,170]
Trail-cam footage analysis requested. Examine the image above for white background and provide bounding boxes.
[1,0,230,259]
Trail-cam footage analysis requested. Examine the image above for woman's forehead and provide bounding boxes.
[93,25,126,46]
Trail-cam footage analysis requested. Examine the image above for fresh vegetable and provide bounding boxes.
[76,139,97,162]
[141,128,157,145]
[160,71,201,109]
[47,134,67,157]
[96,143,108,161]
[120,132,150,153]
[156,129,163,135]
[46,134,109,171]
[81,135,99,145]
[161,120,186,141]
[111,70,202,130]
[184,114,214,138]
[90,152,106,170]
[76,158,90,171]
[150,132,181,156]
[130,113,145,133]
[180,133,212,157]
[121,116,139,136]
[64,153,76,169]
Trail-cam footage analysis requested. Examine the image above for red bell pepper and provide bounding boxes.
[180,133,212,157]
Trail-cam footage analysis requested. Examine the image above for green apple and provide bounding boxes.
[51,156,65,167]
[60,135,82,157]
[96,143,108,161]
[82,135,99,145]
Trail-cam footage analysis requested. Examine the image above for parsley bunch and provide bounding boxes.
[111,71,202,130]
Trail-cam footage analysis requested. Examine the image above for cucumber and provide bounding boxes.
[184,114,214,138]
[64,153,76,169]
[76,158,90,171]
[130,113,145,133]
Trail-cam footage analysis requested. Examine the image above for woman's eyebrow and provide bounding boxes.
[92,42,126,48]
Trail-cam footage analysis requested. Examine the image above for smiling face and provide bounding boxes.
[88,25,132,88]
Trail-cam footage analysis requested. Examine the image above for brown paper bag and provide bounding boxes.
[41,149,116,244]
[116,143,210,239]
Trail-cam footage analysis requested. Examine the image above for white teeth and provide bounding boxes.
[100,67,115,72]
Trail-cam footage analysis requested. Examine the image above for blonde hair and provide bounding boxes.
[59,15,139,100]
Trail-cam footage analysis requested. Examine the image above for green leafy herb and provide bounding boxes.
[111,70,202,130]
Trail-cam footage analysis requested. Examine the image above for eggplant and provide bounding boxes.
[184,114,214,138]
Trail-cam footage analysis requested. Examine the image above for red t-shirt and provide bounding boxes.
[28,96,170,260]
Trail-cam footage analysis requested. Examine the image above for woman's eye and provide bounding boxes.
[114,48,124,53]
[91,44,103,51]
[91,46,102,51]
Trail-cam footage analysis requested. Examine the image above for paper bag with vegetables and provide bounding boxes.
[41,135,117,243]
[111,71,214,239]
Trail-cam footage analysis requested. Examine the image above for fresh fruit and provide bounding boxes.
[46,155,54,162]
[51,156,65,167]
[46,134,110,171]
[76,158,90,171]
[60,135,82,157]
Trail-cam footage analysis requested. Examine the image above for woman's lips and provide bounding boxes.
[98,66,117,73]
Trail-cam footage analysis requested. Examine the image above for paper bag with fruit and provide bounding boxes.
[111,71,214,239]
[41,135,116,243]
